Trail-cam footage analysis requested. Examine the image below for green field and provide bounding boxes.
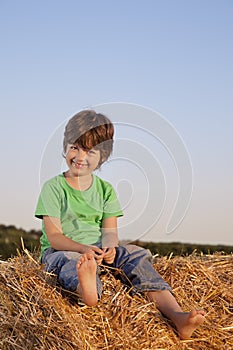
[0,224,232,260]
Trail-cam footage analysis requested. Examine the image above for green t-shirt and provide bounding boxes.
[35,174,123,257]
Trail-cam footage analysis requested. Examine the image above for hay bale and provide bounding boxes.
[0,251,232,349]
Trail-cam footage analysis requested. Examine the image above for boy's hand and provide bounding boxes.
[81,245,105,265]
[90,246,106,265]
[102,247,116,264]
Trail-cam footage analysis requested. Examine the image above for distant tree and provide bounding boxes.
[0,224,41,260]
[131,240,233,257]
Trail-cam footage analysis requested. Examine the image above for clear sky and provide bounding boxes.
[0,0,232,245]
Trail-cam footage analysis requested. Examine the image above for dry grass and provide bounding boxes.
[0,249,232,350]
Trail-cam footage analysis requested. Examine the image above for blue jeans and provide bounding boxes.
[42,244,172,299]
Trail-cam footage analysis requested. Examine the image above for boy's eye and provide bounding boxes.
[88,149,97,155]
[70,145,78,150]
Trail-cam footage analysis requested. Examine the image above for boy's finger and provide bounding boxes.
[95,256,103,265]
[93,252,105,261]
[104,248,115,255]
[104,257,114,264]
[92,246,104,254]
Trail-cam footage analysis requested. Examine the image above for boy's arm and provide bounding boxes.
[101,216,119,264]
[43,216,104,257]
[101,216,119,248]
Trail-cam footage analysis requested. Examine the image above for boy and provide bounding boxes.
[35,109,205,339]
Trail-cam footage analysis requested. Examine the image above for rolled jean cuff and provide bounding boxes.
[131,282,172,294]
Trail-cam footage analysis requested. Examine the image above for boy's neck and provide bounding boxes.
[64,172,93,191]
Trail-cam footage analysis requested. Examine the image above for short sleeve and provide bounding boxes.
[103,184,123,219]
[35,179,61,219]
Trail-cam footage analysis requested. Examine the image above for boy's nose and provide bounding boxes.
[76,148,87,161]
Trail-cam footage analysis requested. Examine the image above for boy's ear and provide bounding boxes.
[97,155,107,169]
[101,155,107,163]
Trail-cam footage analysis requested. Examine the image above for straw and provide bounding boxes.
[0,251,232,349]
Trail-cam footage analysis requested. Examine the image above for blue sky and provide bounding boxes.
[0,0,232,244]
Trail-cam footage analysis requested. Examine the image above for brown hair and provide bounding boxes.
[63,110,114,167]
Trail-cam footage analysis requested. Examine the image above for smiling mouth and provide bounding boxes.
[72,161,88,169]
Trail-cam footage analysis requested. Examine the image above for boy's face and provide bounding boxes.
[65,144,101,177]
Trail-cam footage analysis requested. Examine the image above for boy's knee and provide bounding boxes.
[123,244,144,254]
[122,244,153,260]
[128,244,151,253]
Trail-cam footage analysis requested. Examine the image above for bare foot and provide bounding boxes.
[174,310,205,340]
[76,252,98,307]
